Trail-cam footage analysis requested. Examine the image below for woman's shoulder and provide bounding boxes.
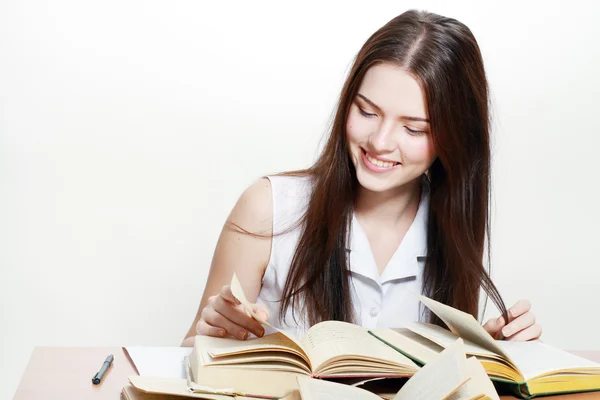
[228,178,274,235]
[263,173,313,230]
[234,173,312,227]
[264,172,313,199]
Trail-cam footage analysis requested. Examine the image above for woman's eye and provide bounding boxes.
[405,126,427,135]
[358,107,376,117]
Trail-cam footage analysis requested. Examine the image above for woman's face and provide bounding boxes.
[346,62,437,194]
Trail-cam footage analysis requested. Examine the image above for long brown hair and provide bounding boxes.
[275,10,508,327]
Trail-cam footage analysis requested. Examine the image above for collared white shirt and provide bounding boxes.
[256,175,428,339]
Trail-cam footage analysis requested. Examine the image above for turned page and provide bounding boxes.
[372,327,445,365]
[447,357,499,400]
[417,294,509,359]
[296,375,381,400]
[394,338,469,400]
[301,320,418,374]
[404,322,500,360]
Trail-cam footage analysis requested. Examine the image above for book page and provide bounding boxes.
[128,375,236,398]
[417,294,510,359]
[370,328,441,365]
[231,273,305,350]
[206,351,311,374]
[197,332,310,366]
[123,383,234,400]
[296,375,381,400]
[448,357,500,400]
[394,338,469,400]
[405,323,500,359]
[497,340,600,381]
[190,363,302,398]
[125,346,192,379]
[230,272,276,328]
[123,383,257,400]
[300,320,418,376]
[280,390,302,400]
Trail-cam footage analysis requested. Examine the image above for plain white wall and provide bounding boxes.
[2,0,599,397]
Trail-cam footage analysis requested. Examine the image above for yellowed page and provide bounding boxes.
[394,338,469,400]
[128,376,236,399]
[231,272,305,350]
[296,375,381,400]
[195,332,311,373]
[207,354,310,375]
[189,343,301,398]
[417,294,510,359]
[202,332,305,357]
[300,320,419,376]
[123,383,231,400]
[447,357,500,400]
[190,365,301,398]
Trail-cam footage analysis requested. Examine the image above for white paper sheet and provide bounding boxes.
[125,346,193,379]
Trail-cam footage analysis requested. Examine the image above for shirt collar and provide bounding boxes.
[348,184,429,285]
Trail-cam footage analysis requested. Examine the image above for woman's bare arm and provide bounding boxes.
[182,178,273,346]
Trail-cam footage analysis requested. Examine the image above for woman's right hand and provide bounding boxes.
[196,284,270,340]
[182,178,273,346]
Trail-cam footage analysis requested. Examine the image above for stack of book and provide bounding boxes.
[120,274,600,399]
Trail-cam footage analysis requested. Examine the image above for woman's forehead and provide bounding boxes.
[357,63,428,120]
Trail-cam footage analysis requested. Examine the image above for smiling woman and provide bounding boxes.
[182,9,542,346]
[346,64,436,193]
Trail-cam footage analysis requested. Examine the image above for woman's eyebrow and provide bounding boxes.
[356,93,382,112]
[356,93,429,123]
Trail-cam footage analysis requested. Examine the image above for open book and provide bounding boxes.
[126,338,498,400]
[370,294,600,399]
[295,338,499,400]
[187,273,420,379]
[190,320,419,378]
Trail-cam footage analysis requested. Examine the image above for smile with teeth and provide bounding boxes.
[364,151,399,168]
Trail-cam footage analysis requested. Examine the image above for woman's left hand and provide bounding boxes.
[482,300,542,341]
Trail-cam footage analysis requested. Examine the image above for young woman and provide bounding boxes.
[182,10,542,346]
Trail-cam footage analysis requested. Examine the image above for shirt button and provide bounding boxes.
[369,307,379,317]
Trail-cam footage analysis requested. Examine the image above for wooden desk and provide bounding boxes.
[13,347,136,400]
[13,347,600,399]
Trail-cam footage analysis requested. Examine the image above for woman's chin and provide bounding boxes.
[355,171,398,193]
[355,169,420,194]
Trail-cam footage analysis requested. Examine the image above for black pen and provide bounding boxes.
[92,354,114,385]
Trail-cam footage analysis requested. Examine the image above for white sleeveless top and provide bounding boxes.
[256,175,429,339]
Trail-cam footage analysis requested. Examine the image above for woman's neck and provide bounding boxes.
[354,179,422,229]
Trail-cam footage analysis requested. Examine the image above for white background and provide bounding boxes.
[1,0,599,398]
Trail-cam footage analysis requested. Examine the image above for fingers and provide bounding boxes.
[482,316,506,339]
[216,286,266,336]
[482,316,503,333]
[505,323,543,341]
[196,319,225,338]
[201,306,250,340]
[213,294,265,337]
[484,300,534,340]
[195,287,267,340]
[219,285,241,305]
[507,300,531,321]
[502,311,536,338]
